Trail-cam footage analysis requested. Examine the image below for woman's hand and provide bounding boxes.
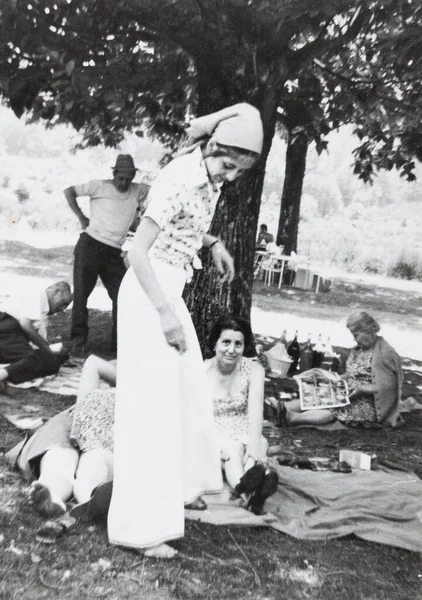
[211,243,235,283]
[244,444,268,468]
[159,306,187,354]
[348,384,374,400]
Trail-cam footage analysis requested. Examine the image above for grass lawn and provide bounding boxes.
[1,241,422,600]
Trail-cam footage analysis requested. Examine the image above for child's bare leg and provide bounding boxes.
[73,448,114,504]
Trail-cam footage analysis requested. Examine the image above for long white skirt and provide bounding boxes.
[108,260,223,549]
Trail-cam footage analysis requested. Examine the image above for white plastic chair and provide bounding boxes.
[260,255,285,287]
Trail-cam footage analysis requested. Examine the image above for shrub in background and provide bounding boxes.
[14,184,30,203]
[363,258,386,275]
[388,252,422,281]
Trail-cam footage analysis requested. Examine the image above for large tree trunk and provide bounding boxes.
[184,78,284,351]
[183,158,267,351]
[276,129,308,254]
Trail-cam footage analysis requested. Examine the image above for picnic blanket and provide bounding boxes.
[187,461,422,553]
[2,358,85,396]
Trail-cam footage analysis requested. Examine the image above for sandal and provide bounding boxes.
[184,496,207,511]
[233,462,266,498]
[247,468,279,515]
[35,514,76,544]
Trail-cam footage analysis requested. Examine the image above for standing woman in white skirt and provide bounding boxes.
[108,103,264,559]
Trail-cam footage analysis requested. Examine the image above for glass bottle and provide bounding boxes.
[312,334,325,368]
[287,330,301,375]
[267,330,289,361]
[324,336,334,357]
[299,334,314,373]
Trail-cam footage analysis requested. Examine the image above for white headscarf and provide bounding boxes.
[178,103,263,157]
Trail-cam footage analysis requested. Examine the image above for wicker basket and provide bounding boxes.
[265,353,292,378]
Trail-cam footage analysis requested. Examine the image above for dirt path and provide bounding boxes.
[1,234,421,359]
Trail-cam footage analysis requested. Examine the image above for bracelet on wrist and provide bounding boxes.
[209,239,220,250]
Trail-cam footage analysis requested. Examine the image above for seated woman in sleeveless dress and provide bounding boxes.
[204,316,278,515]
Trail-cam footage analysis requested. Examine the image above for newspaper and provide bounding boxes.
[295,368,350,411]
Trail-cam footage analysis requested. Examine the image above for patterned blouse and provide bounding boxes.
[332,346,377,425]
[212,357,252,439]
[143,147,222,272]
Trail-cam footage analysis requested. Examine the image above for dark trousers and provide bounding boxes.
[71,232,126,348]
[0,312,65,384]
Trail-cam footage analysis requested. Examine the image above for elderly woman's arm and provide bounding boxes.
[245,361,266,464]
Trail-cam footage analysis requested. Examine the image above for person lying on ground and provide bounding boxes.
[204,316,278,515]
[0,281,72,387]
[282,311,403,428]
[5,355,116,524]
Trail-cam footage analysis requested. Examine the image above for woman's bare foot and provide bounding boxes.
[29,482,67,518]
[144,543,178,559]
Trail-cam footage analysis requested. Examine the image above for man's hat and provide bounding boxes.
[112,154,137,173]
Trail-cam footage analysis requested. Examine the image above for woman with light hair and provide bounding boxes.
[281,310,403,429]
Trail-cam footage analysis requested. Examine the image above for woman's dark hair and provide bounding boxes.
[207,315,256,358]
[202,141,259,164]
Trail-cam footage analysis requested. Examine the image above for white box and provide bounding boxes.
[339,450,372,470]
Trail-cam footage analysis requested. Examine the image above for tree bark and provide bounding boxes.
[276,129,308,254]
[183,52,288,350]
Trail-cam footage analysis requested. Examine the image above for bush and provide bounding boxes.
[364,258,386,275]
[14,184,30,203]
[388,254,422,281]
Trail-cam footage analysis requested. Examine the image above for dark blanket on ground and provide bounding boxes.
[189,462,422,553]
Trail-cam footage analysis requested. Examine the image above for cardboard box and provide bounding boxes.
[294,268,313,290]
[339,450,372,470]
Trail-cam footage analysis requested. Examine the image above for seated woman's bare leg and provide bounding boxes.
[285,399,334,425]
[31,447,80,517]
[221,439,246,490]
[73,448,114,504]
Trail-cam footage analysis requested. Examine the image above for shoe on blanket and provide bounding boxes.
[247,468,279,515]
[185,496,207,510]
[233,462,266,498]
[70,481,113,521]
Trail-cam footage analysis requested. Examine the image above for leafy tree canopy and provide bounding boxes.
[1,0,421,338]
